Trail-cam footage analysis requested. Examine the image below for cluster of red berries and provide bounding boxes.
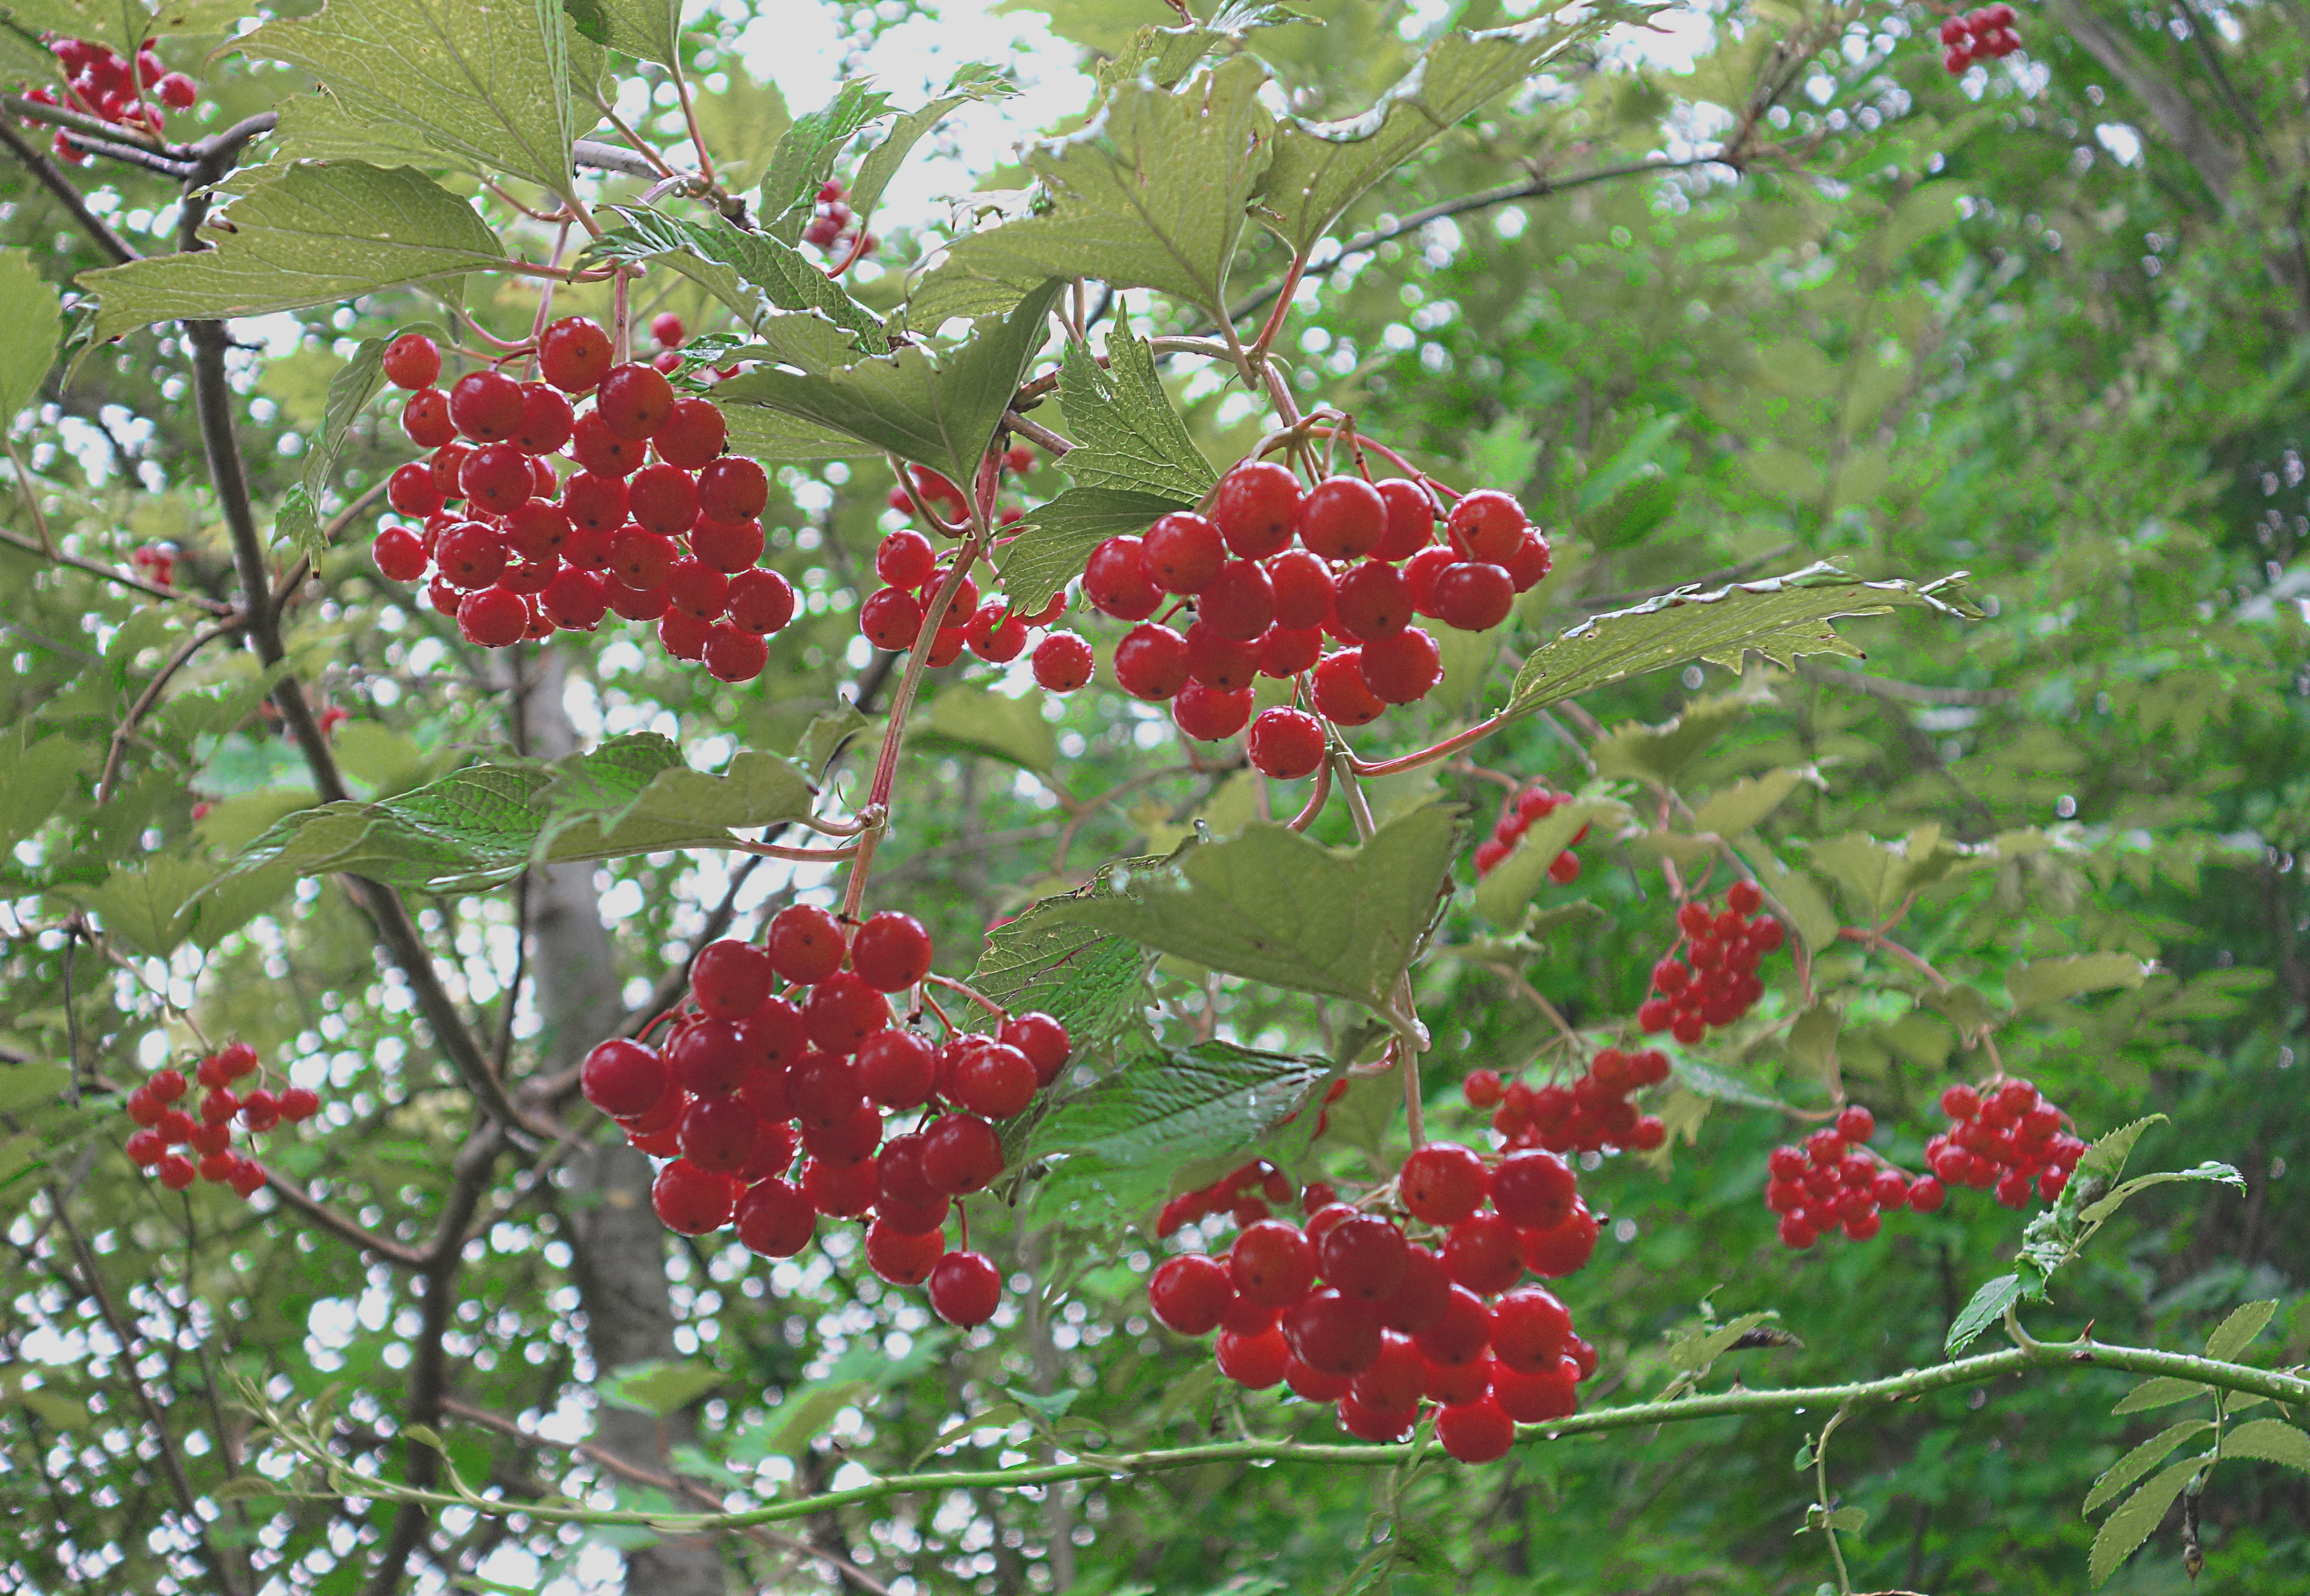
[1149,1139,1600,1463]
[130,543,175,588]
[1471,782,1584,882]
[121,1042,318,1198]
[578,906,1073,1329]
[1763,1106,1940,1250]
[1636,882,1784,1045]
[20,37,198,161]
[1938,4,2021,72]
[1926,1079,2084,1207]
[1154,1158,1297,1236]
[861,507,1090,687]
[1078,465,1551,775]
[800,179,875,259]
[1468,1048,1672,1157]
[370,325,790,678]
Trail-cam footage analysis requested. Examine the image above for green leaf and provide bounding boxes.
[237,0,581,198]
[0,730,86,852]
[719,401,884,462]
[1591,693,1754,785]
[2084,1420,2214,1514]
[58,855,216,958]
[1093,2,1302,95]
[0,1061,68,1115]
[1024,1037,1329,1181]
[998,487,1180,613]
[2077,1161,2245,1225]
[1057,806,1462,1013]
[931,56,1275,318]
[967,852,1170,1048]
[1671,1058,1799,1113]
[713,280,1064,490]
[1054,330,1217,502]
[79,165,506,342]
[1693,769,1810,838]
[1747,848,1839,953]
[2112,1376,2207,1416]
[209,734,816,895]
[0,245,62,420]
[560,0,676,65]
[597,1359,722,1418]
[1944,1273,2021,1358]
[2007,952,2153,1012]
[1257,14,1602,256]
[759,79,894,242]
[2222,1418,2310,1474]
[914,683,1055,775]
[1805,826,1981,922]
[793,703,873,779]
[848,65,1018,223]
[2088,1457,2198,1586]
[2205,1300,2279,1363]
[1504,563,1976,721]
[1470,801,1604,928]
[2075,1115,2163,1189]
[1785,1002,1841,1081]
[581,207,887,352]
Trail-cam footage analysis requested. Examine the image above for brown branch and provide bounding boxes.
[98,616,243,803]
[259,1170,429,1270]
[0,116,136,263]
[0,524,238,612]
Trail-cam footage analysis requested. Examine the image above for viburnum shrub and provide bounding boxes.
[20,5,2286,1590]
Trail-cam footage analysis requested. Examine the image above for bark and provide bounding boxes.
[521,644,733,1596]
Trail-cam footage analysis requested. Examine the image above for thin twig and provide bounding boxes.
[0,524,235,611]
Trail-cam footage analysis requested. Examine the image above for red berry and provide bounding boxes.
[1230,1219,1316,1307]
[1144,511,1227,594]
[447,370,522,443]
[597,363,674,439]
[1311,649,1386,726]
[649,311,688,348]
[1265,548,1335,629]
[1183,620,1260,692]
[1429,561,1515,632]
[399,387,454,449]
[1358,625,1440,703]
[1296,474,1387,561]
[1492,1358,1578,1422]
[1337,1391,1418,1442]
[157,1153,197,1190]
[381,332,441,390]
[767,905,845,984]
[920,1113,1003,1194]
[1413,1283,1495,1370]
[1150,1253,1234,1335]
[1032,631,1095,692]
[627,462,700,535]
[876,529,937,588]
[459,442,533,514]
[1211,461,1302,559]
[1488,1150,1576,1231]
[928,1250,1003,1326]
[726,568,793,634]
[539,317,612,391]
[1085,535,1160,619]
[1255,624,1324,678]
[1940,1084,1982,1119]
[1349,1328,1426,1413]
[1836,1105,1876,1145]
[372,526,427,583]
[457,587,528,648]
[1172,683,1253,742]
[1437,1396,1515,1463]
[1444,490,1529,563]
[1489,1286,1572,1373]
[1115,623,1189,700]
[277,1086,320,1123]
[584,1038,672,1119]
[1247,707,1326,779]
[1517,1201,1599,1278]
[1441,1213,1522,1294]
[1369,477,1437,561]
[861,587,926,651]
[804,971,889,1053]
[156,71,198,110]
[1317,1212,1410,1301]
[729,1178,811,1257]
[997,1011,1071,1086]
[698,457,769,522]
[1196,559,1276,641]
[651,395,726,467]
[1463,1070,1503,1108]
[651,1159,737,1234]
[948,1041,1037,1119]
[1400,1142,1489,1227]
[386,462,446,518]
[1331,560,1413,642]
[1285,1287,1385,1375]
[851,911,932,992]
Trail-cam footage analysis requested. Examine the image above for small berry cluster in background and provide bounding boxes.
[1473,782,1584,881]
[18,36,199,162]
[1926,1079,2084,1207]
[1762,1106,1937,1249]
[1939,4,2021,73]
[1081,467,1551,767]
[1149,1139,1600,1463]
[122,1042,318,1198]
[580,909,1073,1330]
[1473,1047,1672,1156]
[801,179,875,261]
[1636,881,1784,1044]
[372,323,793,680]
[130,543,176,588]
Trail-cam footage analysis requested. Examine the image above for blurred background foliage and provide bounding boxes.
[1,0,2306,1592]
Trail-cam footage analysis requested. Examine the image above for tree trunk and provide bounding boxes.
[521,644,732,1596]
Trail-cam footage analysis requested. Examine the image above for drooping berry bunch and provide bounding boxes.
[19,36,198,162]
[1471,1047,1671,1156]
[1471,782,1584,881]
[801,178,875,257]
[121,1042,319,1198]
[1636,881,1784,1045]
[130,543,176,589]
[861,515,1084,683]
[579,907,1073,1329]
[1077,465,1550,773]
[1938,4,2021,72]
[1925,1079,2084,1207]
[1762,1106,1939,1250]
[1149,1139,1600,1463]
[370,325,792,680]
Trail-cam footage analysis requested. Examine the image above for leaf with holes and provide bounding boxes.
[1256,10,1610,255]
[713,281,1062,490]
[929,56,1274,318]
[1057,805,1462,1013]
[1504,563,1975,720]
[237,0,582,197]
[80,165,504,342]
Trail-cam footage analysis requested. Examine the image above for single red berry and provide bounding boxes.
[1463,1069,1503,1108]
[928,1250,1003,1326]
[447,370,523,443]
[851,911,933,992]
[1150,1253,1234,1335]
[1311,649,1386,726]
[696,455,767,522]
[1285,1287,1383,1376]
[1085,535,1161,619]
[1489,1286,1572,1374]
[457,586,528,648]
[804,970,889,1053]
[459,441,533,514]
[733,1178,814,1257]
[1144,511,1227,594]
[1247,707,1326,779]
[277,1086,320,1123]
[1172,683,1253,742]
[725,569,793,635]
[876,529,937,588]
[767,904,845,984]
[1265,547,1335,630]
[1369,477,1437,561]
[1440,1213,1522,1294]
[399,387,454,449]
[688,939,772,1020]
[649,311,688,348]
[1400,1142,1489,1227]
[1941,1083,1982,1119]
[861,587,927,651]
[155,71,198,110]
[1255,624,1323,679]
[1444,489,1529,563]
[1032,631,1095,692]
[596,363,675,439]
[1358,625,1440,703]
[627,462,700,535]
[1836,1105,1876,1145]
[157,1153,197,1190]
[1429,561,1515,632]
[920,1113,1003,1194]
[1318,1212,1410,1301]
[1183,621,1260,692]
[651,1159,738,1234]
[1332,560,1414,642]
[856,1030,936,1108]
[386,462,446,518]
[998,1012,1071,1086]
[1230,1219,1316,1307]
[372,525,427,583]
[949,1041,1037,1119]
[1297,474,1387,561]
[1115,623,1189,700]
[540,316,613,392]
[1517,1201,1600,1278]
[1216,1327,1290,1389]
[1492,1358,1578,1423]
[1437,1396,1515,1463]
[1350,1327,1428,1413]
[1212,461,1303,559]
[1196,559,1276,641]
[381,332,441,390]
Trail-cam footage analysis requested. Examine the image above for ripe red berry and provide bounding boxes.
[949,1041,1037,1119]
[457,442,532,514]
[1430,561,1515,631]
[1332,560,1413,642]
[1369,477,1436,561]
[589,1042,679,1131]
[1031,631,1095,692]
[1940,1083,1982,1119]
[1517,1200,1599,1277]
[804,971,889,1053]
[1317,1212,1410,1301]
[381,332,441,390]
[1463,1069,1503,1108]
[372,525,427,583]
[1492,1358,1578,1423]
[1085,535,1161,619]
[1247,707,1325,779]
[1444,489,1529,563]
[998,1011,1071,1086]
[1196,559,1276,641]
[539,316,612,391]
[1311,649,1386,725]
[1211,460,1302,559]
[157,1153,197,1190]
[928,1250,1003,1326]
[1489,1286,1572,1373]
[920,1112,1003,1194]
[457,586,528,648]
[1437,1396,1515,1463]
[595,363,674,439]
[627,462,699,535]
[447,369,523,443]
[277,1086,320,1123]
[1144,511,1226,594]
[155,70,198,110]
[1286,1286,1384,1377]
[1836,1105,1876,1145]
[851,911,933,992]
[1183,621,1259,692]
[1115,623,1189,700]
[386,462,446,518]
[1172,683,1253,742]
[697,456,769,522]
[1441,1213,1522,1294]
[1297,474,1387,561]
[1400,1141,1489,1226]
[1150,1253,1234,1335]
[1359,625,1440,703]
[767,904,845,984]
[651,1158,738,1234]
[1230,1219,1316,1307]
[649,310,688,348]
